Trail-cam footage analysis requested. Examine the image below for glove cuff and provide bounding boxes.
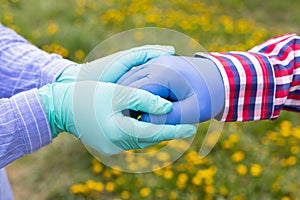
[56,64,80,83]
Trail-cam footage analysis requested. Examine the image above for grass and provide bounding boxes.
[1,0,300,199]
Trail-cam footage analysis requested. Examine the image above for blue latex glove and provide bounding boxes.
[38,81,196,155]
[117,55,225,124]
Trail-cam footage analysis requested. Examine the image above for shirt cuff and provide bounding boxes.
[195,51,276,122]
[10,88,52,154]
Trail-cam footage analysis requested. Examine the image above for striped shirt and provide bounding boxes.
[195,33,300,122]
[0,24,75,199]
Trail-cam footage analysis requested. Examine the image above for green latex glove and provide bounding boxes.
[56,45,175,83]
[38,81,196,154]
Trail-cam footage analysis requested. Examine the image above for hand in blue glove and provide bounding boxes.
[38,46,196,155]
[117,55,225,124]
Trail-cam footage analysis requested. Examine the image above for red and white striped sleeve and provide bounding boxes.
[195,33,300,122]
[249,33,300,119]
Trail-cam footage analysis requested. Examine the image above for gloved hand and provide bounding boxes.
[39,46,196,155]
[56,45,175,83]
[38,81,196,155]
[117,55,225,124]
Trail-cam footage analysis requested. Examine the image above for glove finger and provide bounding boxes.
[141,94,210,124]
[123,87,173,114]
[115,115,196,146]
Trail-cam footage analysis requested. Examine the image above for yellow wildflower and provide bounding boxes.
[280,120,292,137]
[47,23,58,35]
[105,182,115,192]
[231,151,245,162]
[121,190,130,199]
[92,162,103,174]
[250,164,262,177]
[156,151,170,162]
[228,133,240,143]
[140,187,151,197]
[236,164,247,176]
[219,186,229,196]
[168,191,178,200]
[163,170,174,179]
[70,184,88,194]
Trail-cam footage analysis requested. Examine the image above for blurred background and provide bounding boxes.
[1,0,300,199]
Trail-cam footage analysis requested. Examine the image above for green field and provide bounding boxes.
[1,0,300,199]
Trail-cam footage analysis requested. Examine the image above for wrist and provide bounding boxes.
[55,64,80,83]
[38,84,60,138]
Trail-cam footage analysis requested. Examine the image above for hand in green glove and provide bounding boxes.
[39,81,196,155]
[56,45,176,83]
[39,45,196,154]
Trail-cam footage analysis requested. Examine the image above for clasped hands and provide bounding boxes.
[38,45,225,155]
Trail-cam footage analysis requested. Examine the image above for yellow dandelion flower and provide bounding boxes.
[229,133,240,143]
[205,185,214,194]
[168,191,178,200]
[176,173,188,189]
[250,164,262,177]
[93,182,104,192]
[221,140,232,149]
[291,145,299,154]
[157,151,170,162]
[272,182,280,192]
[153,168,163,176]
[192,176,202,186]
[145,13,160,24]
[125,153,135,162]
[204,131,222,147]
[4,11,13,24]
[231,151,245,162]
[281,197,291,200]
[70,184,88,194]
[280,120,292,137]
[74,50,85,61]
[292,127,300,139]
[128,162,138,171]
[233,195,245,200]
[267,131,279,141]
[219,186,229,196]
[103,169,112,179]
[287,156,297,166]
[140,187,151,198]
[106,182,115,192]
[121,190,130,199]
[47,23,59,35]
[92,162,103,174]
[280,158,288,167]
[137,156,150,168]
[163,170,173,179]
[236,164,248,176]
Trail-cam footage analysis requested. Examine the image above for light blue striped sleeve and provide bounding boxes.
[0,23,76,98]
[0,24,77,166]
[0,89,52,168]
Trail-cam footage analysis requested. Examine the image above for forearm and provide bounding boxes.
[0,89,52,168]
[0,24,76,98]
[195,33,300,122]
